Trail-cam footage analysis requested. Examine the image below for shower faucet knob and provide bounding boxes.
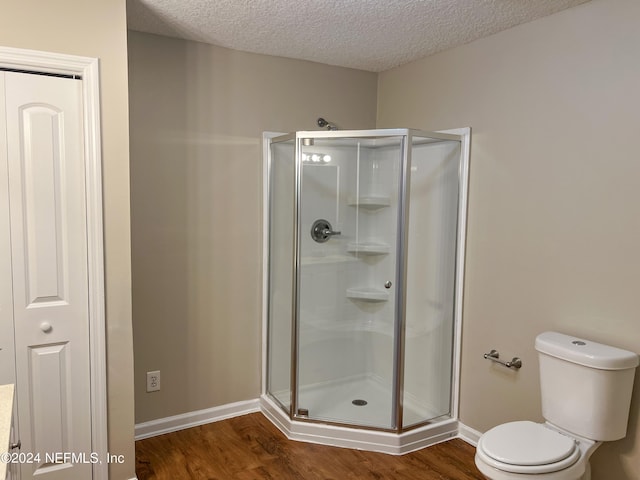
[311,219,341,243]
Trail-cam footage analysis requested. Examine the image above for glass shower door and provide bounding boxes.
[402,135,461,428]
[267,138,295,412]
[294,135,404,429]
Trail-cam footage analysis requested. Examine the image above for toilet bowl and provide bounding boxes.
[474,332,639,480]
[474,421,599,480]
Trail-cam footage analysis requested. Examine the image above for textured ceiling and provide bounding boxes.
[127,0,590,72]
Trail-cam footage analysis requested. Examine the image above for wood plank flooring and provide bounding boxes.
[136,412,484,480]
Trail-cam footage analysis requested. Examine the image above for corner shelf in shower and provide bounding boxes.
[301,254,357,266]
[346,287,389,302]
[300,317,438,339]
[346,242,390,255]
[301,318,394,338]
[347,195,391,210]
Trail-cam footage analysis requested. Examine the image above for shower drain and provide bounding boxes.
[352,399,368,406]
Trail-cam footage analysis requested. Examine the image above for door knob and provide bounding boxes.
[40,322,52,333]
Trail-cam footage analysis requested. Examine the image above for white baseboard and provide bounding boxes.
[457,422,482,446]
[134,397,482,455]
[134,398,261,440]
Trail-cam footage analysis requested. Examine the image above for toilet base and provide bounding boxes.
[475,455,591,480]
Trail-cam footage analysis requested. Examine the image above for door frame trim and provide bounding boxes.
[0,46,107,480]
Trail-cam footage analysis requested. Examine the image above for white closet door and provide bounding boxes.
[1,71,92,480]
[0,73,16,388]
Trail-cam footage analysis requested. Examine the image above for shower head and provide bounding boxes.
[317,117,338,131]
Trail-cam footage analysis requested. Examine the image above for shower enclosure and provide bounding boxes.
[262,128,470,452]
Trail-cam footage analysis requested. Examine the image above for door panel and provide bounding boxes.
[20,104,69,305]
[2,71,91,480]
[29,343,71,455]
[295,136,403,429]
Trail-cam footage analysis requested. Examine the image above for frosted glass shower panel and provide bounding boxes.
[402,137,461,428]
[267,139,295,411]
[296,136,403,429]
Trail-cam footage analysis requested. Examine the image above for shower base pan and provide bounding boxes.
[294,375,436,428]
[260,379,458,455]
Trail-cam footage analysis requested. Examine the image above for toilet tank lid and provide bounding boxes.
[535,332,639,370]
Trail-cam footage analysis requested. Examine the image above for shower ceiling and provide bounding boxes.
[127,0,590,72]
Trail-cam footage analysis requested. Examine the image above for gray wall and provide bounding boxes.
[377,0,640,478]
[128,31,378,423]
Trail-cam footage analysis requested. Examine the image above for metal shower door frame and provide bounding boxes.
[265,127,468,434]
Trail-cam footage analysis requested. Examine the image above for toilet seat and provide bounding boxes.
[476,421,581,474]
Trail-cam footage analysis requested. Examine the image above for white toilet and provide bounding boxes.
[475,331,639,480]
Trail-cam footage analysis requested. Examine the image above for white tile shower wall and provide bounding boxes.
[361,144,401,388]
[299,143,363,388]
[298,140,401,392]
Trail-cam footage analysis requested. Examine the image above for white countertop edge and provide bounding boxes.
[0,384,15,479]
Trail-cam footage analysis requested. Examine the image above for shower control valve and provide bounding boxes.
[311,219,341,243]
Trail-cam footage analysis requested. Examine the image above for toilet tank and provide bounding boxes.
[535,331,639,441]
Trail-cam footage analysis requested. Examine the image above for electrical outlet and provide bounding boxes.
[146,370,160,392]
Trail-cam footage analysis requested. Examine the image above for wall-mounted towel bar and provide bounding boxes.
[483,349,522,370]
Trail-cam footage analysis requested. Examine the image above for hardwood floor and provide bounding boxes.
[136,413,484,479]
